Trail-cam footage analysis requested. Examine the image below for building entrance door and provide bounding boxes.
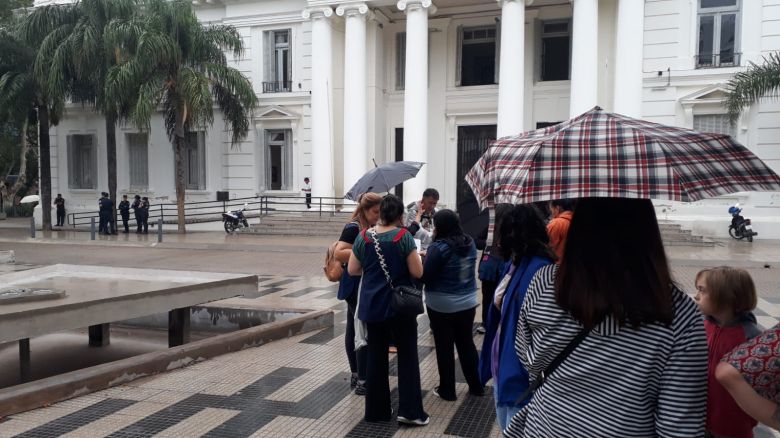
[456,125,496,243]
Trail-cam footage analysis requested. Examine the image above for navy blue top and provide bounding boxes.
[337,221,361,300]
[421,236,478,313]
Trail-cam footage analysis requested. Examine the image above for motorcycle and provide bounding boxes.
[222,203,250,234]
[728,203,758,242]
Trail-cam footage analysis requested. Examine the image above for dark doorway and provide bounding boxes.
[394,128,404,201]
[456,125,497,246]
[536,121,563,129]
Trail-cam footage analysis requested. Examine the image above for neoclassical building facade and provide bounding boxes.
[38,0,780,237]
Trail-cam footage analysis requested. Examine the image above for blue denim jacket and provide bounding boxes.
[421,236,478,313]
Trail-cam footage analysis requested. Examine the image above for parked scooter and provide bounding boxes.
[728,203,758,242]
[223,203,249,234]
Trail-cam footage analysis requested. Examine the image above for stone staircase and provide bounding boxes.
[658,221,719,247]
[249,215,718,247]
[248,213,351,237]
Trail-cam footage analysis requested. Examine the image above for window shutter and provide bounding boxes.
[456,25,463,86]
[285,29,292,88]
[396,32,406,90]
[494,21,501,84]
[89,135,97,189]
[66,135,75,189]
[263,31,273,84]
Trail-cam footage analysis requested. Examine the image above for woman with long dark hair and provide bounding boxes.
[335,192,382,395]
[478,204,556,431]
[504,198,707,437]
[421,209,483,401]
[348,194,428,426]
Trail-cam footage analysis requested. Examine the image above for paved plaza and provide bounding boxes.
[0,222,779,437]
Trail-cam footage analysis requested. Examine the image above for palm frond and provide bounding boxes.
[726,51,780,122]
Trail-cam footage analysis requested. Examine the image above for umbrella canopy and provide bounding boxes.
[19,195,40,204]
[345,161,425,201]
[466,107,780,209]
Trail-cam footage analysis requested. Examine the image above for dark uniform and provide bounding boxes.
[132,196,143,233]
[54,196,66,227]
[98,193,114,234]
[118,198,131,233]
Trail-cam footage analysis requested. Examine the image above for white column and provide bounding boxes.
[303,7,335,198]
[337,3,369,193]
[496,0,531,138]
[398,0,434,200]
[613,0,644,117]
[569,0,598,118]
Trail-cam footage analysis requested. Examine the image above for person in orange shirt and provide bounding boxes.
[546,199,575,262]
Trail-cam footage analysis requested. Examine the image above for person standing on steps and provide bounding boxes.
[302,177,312,209]
[140,197,150,234]
[118,195,131,233]
[53,194,66,227]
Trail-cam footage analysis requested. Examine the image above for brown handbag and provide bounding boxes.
[323,241,343,282]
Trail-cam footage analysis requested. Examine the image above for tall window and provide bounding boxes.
[457,25,498,86]
[697,0,740,68]
[263,29,292,92]
[396,32,406,90]
[67,134,97,189]
[694,114,735,137]
[127,133,148,189]
[540,21,570,81]
[184,131,206,190]
[265,129,292,190]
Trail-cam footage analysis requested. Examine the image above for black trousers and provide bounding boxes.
[365,314,426,422]
[56,209,65,226]
[305,193,312,208]
[345,293,367,381]
[481,280,498,326]
[427,306,482,400]
[135,213,143,233]
[121,213,129,232]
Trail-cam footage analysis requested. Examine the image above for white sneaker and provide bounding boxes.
[397,414,430,426]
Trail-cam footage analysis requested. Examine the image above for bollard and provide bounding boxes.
[157,218,163,243]
[30,216,35,238]
[90,217,96,240]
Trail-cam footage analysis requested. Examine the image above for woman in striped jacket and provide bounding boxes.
[505,198,708,437]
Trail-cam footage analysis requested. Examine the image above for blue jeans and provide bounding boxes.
[494,385,522,432]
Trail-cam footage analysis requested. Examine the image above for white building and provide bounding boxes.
[41,0,780,237]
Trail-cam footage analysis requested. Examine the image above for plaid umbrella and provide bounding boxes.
[466,107,780,210]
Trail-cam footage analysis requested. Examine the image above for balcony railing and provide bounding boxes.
[695,52,741,69]
[262,81,292,93]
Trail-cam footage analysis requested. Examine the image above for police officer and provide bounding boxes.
[53,194,66,227]
[98,192,115,235]
[140,196,150,234]
[118,195,131,233]
[132,195,143,233]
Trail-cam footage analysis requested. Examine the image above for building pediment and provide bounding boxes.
[680,85,730,106]
[255,106,301,121]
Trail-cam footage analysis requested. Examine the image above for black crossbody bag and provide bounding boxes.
[515,327,590,404]
[369,228,424,317]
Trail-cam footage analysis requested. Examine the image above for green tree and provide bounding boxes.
[23,0,136,226]
[0,19,62,230]
[726,52,780,123]
[0,0,32,28]
[106,0,257,232]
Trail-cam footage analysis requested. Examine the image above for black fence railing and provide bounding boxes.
[66,195,353,228]
[695,52,741,69]
[262,81,292,93]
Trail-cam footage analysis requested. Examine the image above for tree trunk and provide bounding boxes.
[38,106,52,231]
[8,118,30,195]
[106,114,118,228]
[173,135,186,233]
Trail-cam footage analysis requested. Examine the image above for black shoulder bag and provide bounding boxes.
[516,327,590,404]
[369,228,424,317]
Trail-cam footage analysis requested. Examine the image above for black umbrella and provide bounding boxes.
[344,161,425,201]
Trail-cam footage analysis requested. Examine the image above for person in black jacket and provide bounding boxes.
[98,192,115,235]
[132,195,143,233]
[140,197,150,233]
[118,195,131,233]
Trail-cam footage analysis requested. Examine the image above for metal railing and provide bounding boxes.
[695,52,741,69]
[66,195,353,228]
[262,81,292,93]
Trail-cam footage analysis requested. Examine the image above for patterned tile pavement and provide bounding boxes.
[1,265,779,437]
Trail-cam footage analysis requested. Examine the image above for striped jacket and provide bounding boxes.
[505,264,707,437]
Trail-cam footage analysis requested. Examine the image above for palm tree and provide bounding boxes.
[0,21,61,230]
[22,0,135,226]
[106,0,257,232]
[726,52,780,123]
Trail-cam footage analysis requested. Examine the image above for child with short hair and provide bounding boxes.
[695,267,761,438]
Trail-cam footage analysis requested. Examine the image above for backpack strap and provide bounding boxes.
[360,228,371,244]
[392,227,408,243]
